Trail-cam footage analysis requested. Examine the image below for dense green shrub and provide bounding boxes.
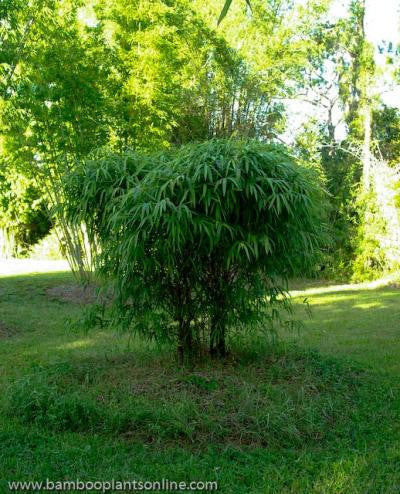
[0,171,51,257]
[64,139,327,360]
[317,143,362,280]
[351,189,392,282]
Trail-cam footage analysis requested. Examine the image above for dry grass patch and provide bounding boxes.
[46,284,98,305]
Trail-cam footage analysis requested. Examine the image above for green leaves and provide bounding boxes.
[217,0,233,25]
[63,138,328,359]
[217,0,252,25]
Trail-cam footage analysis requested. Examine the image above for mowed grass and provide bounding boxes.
[0,272,400,493]
[290,282,400,374]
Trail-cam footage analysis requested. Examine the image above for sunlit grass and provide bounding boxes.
[290,282,400,375]
[290,270,400,297]
[0,259,70,276]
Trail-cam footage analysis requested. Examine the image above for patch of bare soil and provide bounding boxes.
[46,284,98,305]
[387,281,400,289]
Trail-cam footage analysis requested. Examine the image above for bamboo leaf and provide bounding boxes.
[217,0,233,25]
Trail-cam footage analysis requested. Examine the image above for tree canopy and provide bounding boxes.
[1,0,399,295]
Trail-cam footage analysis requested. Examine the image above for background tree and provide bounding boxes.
[2,0,326,267]
[372,105,400,166]
[0,167,51,257]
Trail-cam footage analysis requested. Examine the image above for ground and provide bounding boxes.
[0,264,399,493]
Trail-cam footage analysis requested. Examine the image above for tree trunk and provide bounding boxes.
[210,315,226,358]
[177,318,193,364]
[362,102,372,189]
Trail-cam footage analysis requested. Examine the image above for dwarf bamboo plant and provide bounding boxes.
[63,139,327,361]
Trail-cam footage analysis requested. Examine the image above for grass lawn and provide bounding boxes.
[0,271,400,493]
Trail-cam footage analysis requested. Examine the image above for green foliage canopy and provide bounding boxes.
[64,139,327,360]
[0,168,51,256]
